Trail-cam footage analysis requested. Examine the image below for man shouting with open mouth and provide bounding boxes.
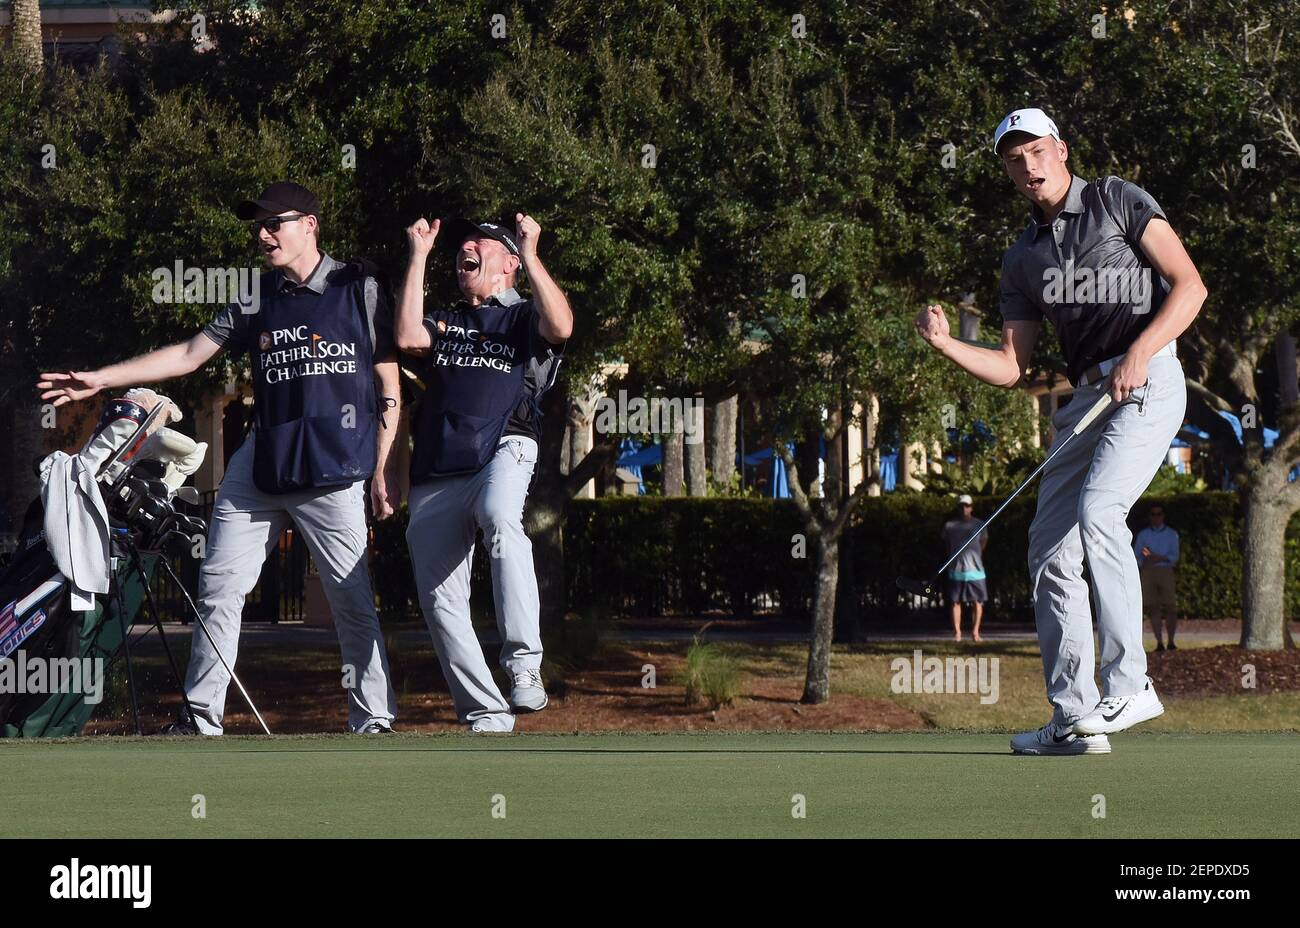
[395,213,571,732]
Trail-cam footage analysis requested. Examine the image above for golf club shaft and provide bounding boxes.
[125,540,201,729]
[928,393,1114,583]
[158,557,272,736]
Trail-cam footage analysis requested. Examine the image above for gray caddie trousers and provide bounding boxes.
[405,435,543,731]
[184,437,397,734]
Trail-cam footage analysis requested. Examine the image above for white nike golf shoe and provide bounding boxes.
[1010,721,1112,755]
[1073,680,1165,735]
[510,670,549,713]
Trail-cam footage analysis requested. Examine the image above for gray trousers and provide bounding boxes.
[405,435,542,730]
[1028,351,1186,725]
[184,438,396,734]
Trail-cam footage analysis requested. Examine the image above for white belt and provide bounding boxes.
[1076,340,1177,389]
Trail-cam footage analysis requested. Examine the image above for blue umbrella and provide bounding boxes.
[740,444,794,498]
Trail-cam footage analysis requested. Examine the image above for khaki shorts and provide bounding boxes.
[1140,566,1178,619]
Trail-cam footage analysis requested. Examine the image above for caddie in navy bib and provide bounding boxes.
[250,261,379,493]
[410,295,536,479]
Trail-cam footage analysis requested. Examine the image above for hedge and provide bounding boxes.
[366,492,1300,623]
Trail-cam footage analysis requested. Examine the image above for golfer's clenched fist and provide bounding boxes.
[915,303,951,352]
[407,217,440,257]
[515,212,541,260]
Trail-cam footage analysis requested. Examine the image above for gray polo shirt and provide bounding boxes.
[202,252,395,361]
[998,175,1170,386]
[942,517,988,577]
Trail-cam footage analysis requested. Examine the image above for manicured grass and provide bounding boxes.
[1,731,1295,838]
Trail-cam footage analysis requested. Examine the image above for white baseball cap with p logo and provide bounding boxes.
[992,108,1061,155]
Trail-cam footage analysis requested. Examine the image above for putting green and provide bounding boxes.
[1,732,1294,838]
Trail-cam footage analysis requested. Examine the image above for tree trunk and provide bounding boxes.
[708,394,738,488]
[1240,481,1295,650]
[661,408,684,496]
[796,437,820,498]
[524,387,572,636]
[684,398,707,496]
[567,390,597,498]
[801,533,838,703]
[12,0,43,72]
[824,413,844,504]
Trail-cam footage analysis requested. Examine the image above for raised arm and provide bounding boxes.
[38,331,223,407]
[515,213,573,344]
[395,218,438,357]
[916,304,1040,389]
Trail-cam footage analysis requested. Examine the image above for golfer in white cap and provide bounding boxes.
[916,107,1207,754]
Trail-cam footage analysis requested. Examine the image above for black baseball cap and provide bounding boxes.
[236,181,321,221]
[440,218,520,256]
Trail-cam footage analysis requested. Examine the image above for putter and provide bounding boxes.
[897,391,1116,600]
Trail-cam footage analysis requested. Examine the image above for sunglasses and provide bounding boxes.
[249,214,306,234]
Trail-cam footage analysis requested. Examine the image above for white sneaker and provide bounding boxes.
[1073,680,1165,735]
[1010,721,1111,755]
[510,670,549,713]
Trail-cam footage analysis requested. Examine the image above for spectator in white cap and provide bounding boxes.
[941,495,989,642]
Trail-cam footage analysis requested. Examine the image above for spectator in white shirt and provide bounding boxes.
[1134,504,1180,651]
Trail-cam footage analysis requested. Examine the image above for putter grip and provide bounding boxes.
[1073,394,1114,434]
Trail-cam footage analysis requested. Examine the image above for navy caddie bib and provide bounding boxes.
[411,300,533,481]
[249,264,379,494]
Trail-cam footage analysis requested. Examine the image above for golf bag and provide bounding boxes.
[0,390,208,737]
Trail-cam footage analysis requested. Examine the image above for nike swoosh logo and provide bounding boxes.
[1052,731,1074,743]
[1102,706,1126,722]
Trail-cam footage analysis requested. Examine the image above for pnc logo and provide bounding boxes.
[259,331,272,351]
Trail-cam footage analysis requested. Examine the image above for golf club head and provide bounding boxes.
[174,514,206,537]
[896,576,940,600]
[174,486,202,506]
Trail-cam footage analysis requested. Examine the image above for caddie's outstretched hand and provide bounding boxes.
[37,371,105,407]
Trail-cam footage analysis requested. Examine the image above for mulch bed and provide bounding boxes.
[84,643,928,735]
[1148,645,1300,697]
